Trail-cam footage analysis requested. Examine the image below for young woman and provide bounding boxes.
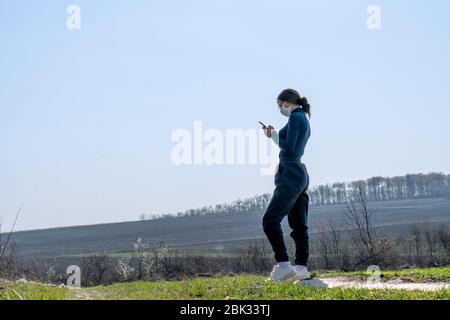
[262,88,311,282]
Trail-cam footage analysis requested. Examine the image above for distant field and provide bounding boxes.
[5,198,450,258]
[1,267,449,300]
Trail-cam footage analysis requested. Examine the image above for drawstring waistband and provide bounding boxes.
[279,156,303,163]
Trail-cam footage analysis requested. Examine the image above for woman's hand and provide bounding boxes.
[263,125,274,138]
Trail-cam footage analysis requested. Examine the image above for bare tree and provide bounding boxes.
[344,185,393,267]
[317,227,331,269]
[232,239,271,274]
[411,224,423,265]
[81,252,111,286]
[421,222,438,266]
[436,224,450,261]
[410,222,449,266]
[328,222,351,270]
[317,221,350,271]
[344,185,374,258]
[0,204,23,263]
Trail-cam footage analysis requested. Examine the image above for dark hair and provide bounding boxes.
[277,88,311,118]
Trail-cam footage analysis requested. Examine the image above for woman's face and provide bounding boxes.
[278,99,300,110]
[277,100,292,110]
[277,100,287,109]
[278,100,293,117]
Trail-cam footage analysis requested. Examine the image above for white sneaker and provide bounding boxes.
[289,265,310,282]
[267,264,297,282]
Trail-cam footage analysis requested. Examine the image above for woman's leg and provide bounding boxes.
[262,163,303,263]
[287,192,309,266]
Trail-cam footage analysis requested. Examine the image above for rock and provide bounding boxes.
[294,278,329,288]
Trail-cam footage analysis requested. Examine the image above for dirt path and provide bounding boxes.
[67,287,97,300]
[317,277,449,291]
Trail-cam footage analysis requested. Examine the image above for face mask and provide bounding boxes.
[279,104,292,117]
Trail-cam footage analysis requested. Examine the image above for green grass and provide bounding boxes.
[75,275,449,300]
[317,267,450,283]
[1,268,449,300]
[1,277,448,301]
[0,281,68,300]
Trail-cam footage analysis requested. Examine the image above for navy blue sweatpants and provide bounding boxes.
[262,157,310,266]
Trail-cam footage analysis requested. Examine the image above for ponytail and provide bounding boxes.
[298,96,311,118]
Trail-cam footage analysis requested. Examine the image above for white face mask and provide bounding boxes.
[279,104,292,117]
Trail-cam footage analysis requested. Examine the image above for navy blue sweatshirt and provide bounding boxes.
[272,108,310,158]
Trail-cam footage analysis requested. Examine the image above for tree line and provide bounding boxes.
[309,172,450,206]
[141,172,450,221]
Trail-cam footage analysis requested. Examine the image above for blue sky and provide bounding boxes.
[1,0,450,231]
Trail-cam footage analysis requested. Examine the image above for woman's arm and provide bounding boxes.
[277,117,301,154]
[271,130,280,147]
[263,125,281,147]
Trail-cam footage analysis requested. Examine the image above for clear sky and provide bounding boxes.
[1,0,450,231]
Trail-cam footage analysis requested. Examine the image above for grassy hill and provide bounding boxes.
[1,267,449,300]
[6,198,450,258]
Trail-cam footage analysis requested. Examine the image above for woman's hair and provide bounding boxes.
[277,88,311,118]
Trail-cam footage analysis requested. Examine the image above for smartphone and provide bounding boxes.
[259,121,267,129]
